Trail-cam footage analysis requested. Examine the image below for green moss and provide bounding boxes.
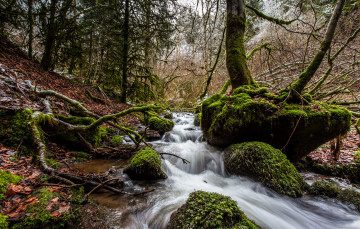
[168,191,259,229]
[147,114,174,135]
[75,151,89,162]
[308,181,360,212]
[354,150,360,164]
[224,142,307,198]
[226,13,258,88]
[307,181,340,198]
[0,170,21,200]
[0,109,34,154]
[54,115,108,149]
[201,86,351,162]
[125,147,167,180]
[46,158,59,169]
[306,160,360,184]
[194,113,202,126]
[110,135,123,146]
[0,213,8,229]
[12,187,82,229]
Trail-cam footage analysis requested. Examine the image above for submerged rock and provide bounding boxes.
[224,142,307,198]
[124,147,167,180]
[167,191,259,229]
[201,86,351,162]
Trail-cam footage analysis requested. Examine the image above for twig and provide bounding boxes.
[159,152,190,164]
[133,189,155,196]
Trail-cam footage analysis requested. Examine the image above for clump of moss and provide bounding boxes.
[0,109,34,154]
[307,181,340,198]
[12,187,83,229]
[75,151,89,162]
[201,86,351,162]
[46,158,59,169]
[144,111,174,135]
[0,170,21,200]
[308,181,360,212]
[194,113,202,126]
[124,147,167,180]
[110,135,123,146]
[168,191,259,229]
[224,142,307,198]
[0,213,8,229]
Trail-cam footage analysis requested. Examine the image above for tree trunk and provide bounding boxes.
[121,0,130,103]
[226,0,257,89]
[41,0,57,71]
[290,0,345,94]
[27,0,33,59]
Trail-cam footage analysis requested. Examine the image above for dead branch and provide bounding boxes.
[159,152,190,164]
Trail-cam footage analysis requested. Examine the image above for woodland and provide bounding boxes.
[0,0,360,228]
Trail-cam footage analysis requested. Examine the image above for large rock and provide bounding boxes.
[224,142,307,198]
[124,147,167,180]
[167,191,259,229]
[201,86,351,162]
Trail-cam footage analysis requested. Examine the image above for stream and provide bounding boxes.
[89,113,360,229]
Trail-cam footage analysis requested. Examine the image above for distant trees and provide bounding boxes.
[1,0,176,103]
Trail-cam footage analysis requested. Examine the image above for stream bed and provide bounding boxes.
[84,113,360,229]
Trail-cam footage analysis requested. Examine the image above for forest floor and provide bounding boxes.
[0,37,359,227]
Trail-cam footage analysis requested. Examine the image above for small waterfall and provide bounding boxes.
[107,113,360,229]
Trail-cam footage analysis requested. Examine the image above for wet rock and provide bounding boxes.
[163,132,175,142]
[193,113,201,126]
[163,112,173,119]
[138,129,161,141]
[224,142,307,198]
[184,127,195,131]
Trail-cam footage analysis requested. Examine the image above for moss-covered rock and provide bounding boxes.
[307,181,340,198]
[53,114,108,149]
[0,170,21,200]
[75,151,89,162]
[201,86,351,162]
[0,109,34,154]
[224,142,307,198]
[194,113,202,126]
[124,147,167,180]
[110,135,123,146]
[148,116,174,135]
[308,181,360,212]
[167,191,259,229]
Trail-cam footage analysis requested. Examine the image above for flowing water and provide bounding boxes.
[92,113,360,229]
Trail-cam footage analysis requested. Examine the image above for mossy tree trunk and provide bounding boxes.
[226,0,258,89]
[290,0,345,94]
[121,0,130,103]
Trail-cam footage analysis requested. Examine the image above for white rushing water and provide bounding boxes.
[115,113,360,229]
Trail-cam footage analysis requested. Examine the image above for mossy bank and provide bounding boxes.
[201,85,351,161]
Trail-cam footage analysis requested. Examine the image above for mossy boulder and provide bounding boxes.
[144,111,174,135]
[194,113,201,126]
[0,213,8,229]
[0,109,34,154]
[124,147,167,180]
[52,114,108,149]
[201,86,351,162]
[308,181,360,212]
[224,142,307,198]
[167,191,259,229]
